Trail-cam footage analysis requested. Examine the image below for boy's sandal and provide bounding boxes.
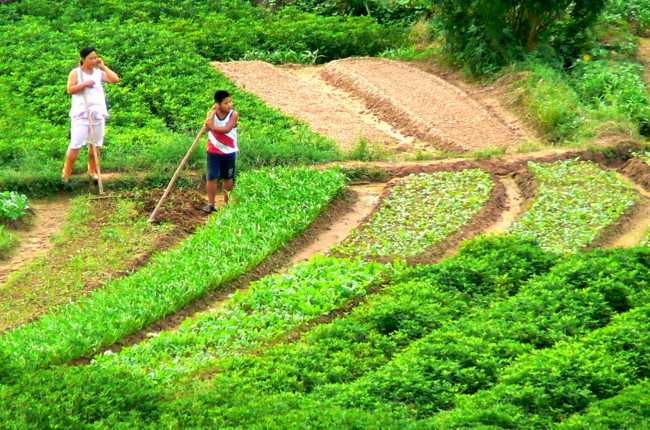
[202,204,217,214]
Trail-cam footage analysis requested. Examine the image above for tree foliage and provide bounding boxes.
[435,0,608,73]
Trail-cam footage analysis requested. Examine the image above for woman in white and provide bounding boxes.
[63,47,120,182]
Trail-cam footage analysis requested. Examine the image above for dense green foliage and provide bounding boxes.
[433,0,607,74]
[603,0,650,36]
[6,238,650,428]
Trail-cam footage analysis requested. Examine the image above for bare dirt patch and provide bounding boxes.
[214,58,537,154]
[638,37,650,88]
[0,196,70,285]
[318,58,526,152]
[214,60,399,151]
[0,187,211,332]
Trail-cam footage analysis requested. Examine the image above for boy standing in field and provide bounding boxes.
[204,90,239,213]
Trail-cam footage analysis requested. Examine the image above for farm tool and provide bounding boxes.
[147,124,209,223]
[81,70,104,195]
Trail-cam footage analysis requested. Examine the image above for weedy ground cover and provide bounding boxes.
[0,191,31,260]
[332,169,493,259]
[509,158,638,253]
[0,195,174,332]
[0,226,16,260]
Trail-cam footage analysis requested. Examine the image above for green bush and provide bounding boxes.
[320,247,649,418]
[0,365,163,429]
[0,191,29,221]
[571,58,650,134]
[180,7,405,63]
[557,380,650,429]
[434,0,607,74]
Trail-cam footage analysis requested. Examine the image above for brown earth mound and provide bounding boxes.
[214,58,533,154]
[214,61,397,150]
[319,57,525,152]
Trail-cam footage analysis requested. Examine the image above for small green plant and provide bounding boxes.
[346,138,388,161]
[0,225,17,259]
[0,191,29,221]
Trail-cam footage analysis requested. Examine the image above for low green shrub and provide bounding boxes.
[556,380,650,429]
[321,247,649,418]
[424,255,650,428]
[0,365,163,429]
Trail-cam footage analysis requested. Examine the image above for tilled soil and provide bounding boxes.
[215,57,534,153]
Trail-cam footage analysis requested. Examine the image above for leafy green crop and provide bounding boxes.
[509,159,638,253]
[0,166,346,371]
[96,255,398,383]
[333,169,493,258]
[0,191,29,221]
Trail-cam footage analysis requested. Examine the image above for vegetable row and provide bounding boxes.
[0,166,346,371]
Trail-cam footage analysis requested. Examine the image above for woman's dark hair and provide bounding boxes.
[214,90,231,104]
[79,47,97,63]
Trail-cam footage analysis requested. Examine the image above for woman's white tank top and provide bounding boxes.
[69,68,109,121]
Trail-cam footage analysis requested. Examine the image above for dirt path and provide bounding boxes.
[214,58,535,154]
[0,197,70,286]
[290,183,385,264]
[486,175,525,234]
[638,38,650,88]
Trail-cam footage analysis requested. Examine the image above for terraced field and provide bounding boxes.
[1,58,650,429]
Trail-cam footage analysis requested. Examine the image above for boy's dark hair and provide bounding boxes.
[79,47,97,59]
[214,90,231,104]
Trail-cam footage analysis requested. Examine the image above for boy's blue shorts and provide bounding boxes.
[207,152,236,181]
